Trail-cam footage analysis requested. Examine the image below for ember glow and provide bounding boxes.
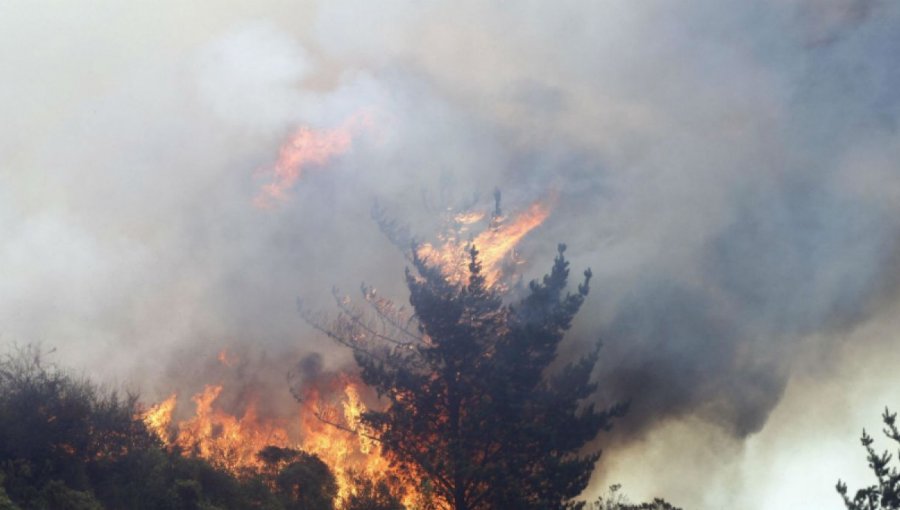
[254,112,372,208]
[217,348,239,367]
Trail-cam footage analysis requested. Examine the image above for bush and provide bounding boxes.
[585,485,681,510]
[0,346,321,510]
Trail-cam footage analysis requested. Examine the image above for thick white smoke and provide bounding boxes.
[2,1,899,509]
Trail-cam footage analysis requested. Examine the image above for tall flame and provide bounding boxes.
[254,112,372,208]
[141,373,412,506]
[142,192,548,508]
[143,393,176,442]
[417,197,553,288]
[142,386,289,472]
[295,377,395,503]
[174,385,290,472]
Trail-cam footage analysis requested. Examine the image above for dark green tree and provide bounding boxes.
[258,446,338,510]
[0,345,152,506]
[308,243,626,510]
[837,408,900,510]
[343,473,405,510]
[0,345,289,510]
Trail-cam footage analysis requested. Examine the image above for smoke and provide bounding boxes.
[2,1,900,508]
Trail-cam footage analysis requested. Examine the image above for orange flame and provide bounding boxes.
[417,198,553,288]
[143,385,290,472]
[175,385,291,472]
[142,374,413,506]
[143,393,176,442]
[295,377,395,503]
[254,112,372,208]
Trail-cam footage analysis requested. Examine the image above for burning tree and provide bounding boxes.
[308,241,627,510]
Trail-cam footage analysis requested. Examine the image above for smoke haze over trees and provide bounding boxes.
[3,1,900,508]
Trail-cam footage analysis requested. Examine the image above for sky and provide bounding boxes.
[2,1,900,508]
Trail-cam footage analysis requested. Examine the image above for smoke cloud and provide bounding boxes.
[2,1,900,508]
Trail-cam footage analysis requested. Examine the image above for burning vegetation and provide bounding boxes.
[131,192,568,509]
[254,112,372,209]
[0,194,685,510]
[140,367,412,507]
[415,190,554,290]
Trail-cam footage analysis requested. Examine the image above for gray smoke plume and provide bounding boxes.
[2,1,900,508]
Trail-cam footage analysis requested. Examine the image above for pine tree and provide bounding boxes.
[307,243,626,510]
[837,408,900,510]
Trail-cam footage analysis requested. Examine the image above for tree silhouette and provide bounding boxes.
[257,446,338,510]
[837,408,900,510]
[0,346,310,510]
[306,243,626,510]
[343,473,406,510]
[586,484,681,510]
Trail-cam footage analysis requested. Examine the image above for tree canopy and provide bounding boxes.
[310,243,627,510]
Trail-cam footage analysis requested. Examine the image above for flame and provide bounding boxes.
[143,393,176,442]
[295,377,396,503]
[143,374,414,506]
[417,198,553,288]
[142,388,291,472]
[470,199,551,285]
[177,385,291,472]
[453,211,486,225]
[254,112,372,208]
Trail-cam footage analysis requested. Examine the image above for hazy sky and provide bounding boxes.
[2,1,900,508]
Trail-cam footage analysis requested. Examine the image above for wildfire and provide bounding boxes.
[295,377,395,502]
[141,191,549,508]
[141,385,289,472]
[141,372,411,506]
[417,197,553,289]
[178,385,291,472]
[254,111,372,208]
[143,393,176,442]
